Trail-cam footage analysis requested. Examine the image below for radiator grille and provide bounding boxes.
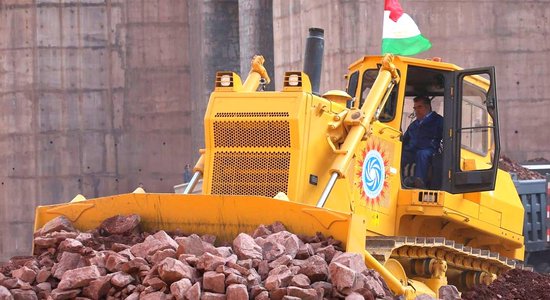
[213,120,291,148]
[215,112,289,118]
[211,151,290,197]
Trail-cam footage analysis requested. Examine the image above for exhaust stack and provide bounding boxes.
[303,28,324,94]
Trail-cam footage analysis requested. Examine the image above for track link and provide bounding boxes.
[366,236,531,276]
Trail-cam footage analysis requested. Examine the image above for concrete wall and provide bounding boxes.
[0,0,240,261]
[1,0,549,260]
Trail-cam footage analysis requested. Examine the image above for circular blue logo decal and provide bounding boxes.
[362,150,385,199]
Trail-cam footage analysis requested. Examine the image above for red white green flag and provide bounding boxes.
[382,0,431,56]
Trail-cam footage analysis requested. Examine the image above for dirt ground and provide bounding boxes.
[461,268,550,300]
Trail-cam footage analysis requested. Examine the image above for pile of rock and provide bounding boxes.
[499,155,545,180]
[0,215,393,300]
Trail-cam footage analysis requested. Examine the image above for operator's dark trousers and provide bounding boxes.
[402,148,434,183]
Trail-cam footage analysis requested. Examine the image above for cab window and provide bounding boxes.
[346,71,359,108]
[460,81,489,156]
[359,69,398,122]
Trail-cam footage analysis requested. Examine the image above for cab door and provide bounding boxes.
[447,67,499,193]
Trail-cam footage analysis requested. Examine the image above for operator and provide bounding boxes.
[402,96,444,188]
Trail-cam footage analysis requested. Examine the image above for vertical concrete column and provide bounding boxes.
[238,0,274,91]
[188,0,240,159]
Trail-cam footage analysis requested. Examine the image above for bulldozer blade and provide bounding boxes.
[34,193,367,254]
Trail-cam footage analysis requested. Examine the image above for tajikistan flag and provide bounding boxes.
[382,0,431,56]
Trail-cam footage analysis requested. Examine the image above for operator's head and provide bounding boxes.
[413,96,431,120]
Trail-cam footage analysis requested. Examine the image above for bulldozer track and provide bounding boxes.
[366,236,531,276]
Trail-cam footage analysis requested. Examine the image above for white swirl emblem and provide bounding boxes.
[362,150,385,199]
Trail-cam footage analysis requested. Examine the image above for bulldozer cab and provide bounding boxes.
[346,56,499,194]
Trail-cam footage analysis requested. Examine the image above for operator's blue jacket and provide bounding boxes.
[403,112,444,152]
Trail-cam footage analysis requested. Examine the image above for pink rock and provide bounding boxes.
[153,230,179,250]
[52,252,87,280]
[169,278,192,300]
[0,278,25,289]
[355,272,386,298]
[261,241,285,261]
[225,273,246,286]
[289,273,310,288]
[233,233,262,260]
[200,234,217,244]
[216,265,239,277]
[254,290,269,300]
[226,261,250,276]
[76,232,94,244]
[0,286,12,300]
[225,254,238,265]
[265,266,292,291]
[121,257,150,274]
[49,231,79,243]
[202,271,225,293]
[110,272,135,288]
[345,292,366,300]
[268,254,292,269]
[295,243,314,260]
[268,231,301,259]
[110,242,130,252]
[268,265,290,276]
[257,260,270,280]
[38,216,76,236]
[88,252,107,275]
[227,284,248,300]
[58,265,101,290]
[130,235,166,258]
[180,254,199,267]
[184,282,201,300]
[9,289,37,300]
[143,277,166,291]
[196,252,227,272]
[99,214,140,235]
[287,286,317,300]
[270,287,288,300]
[105,252,129,272]
[252,224,272,238]
[247,268,262,286]
[297,255,329,282]
[329,262,356,292]
[149,249,177,264]
[158,257,197,283]
[58,238,84,253]
[268,221,287,233]
[215,247,233,258]
[35,282,52,293]
[330,253,366,273]
[82,276,111,300]
[175,234,206,256]
[140,291,168,300]
[50,288,80,300]
[11,266,36,284]
[118,248,135,260]
[315,245,338,263]
[33,237,58,248]
[250,285,266,299]
[236,259,252,269]
[439,285,460,300]
[125,292,140,300]
[201,292,227,300]
[311,281,332,298]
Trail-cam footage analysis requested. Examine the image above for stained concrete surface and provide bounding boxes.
[1,0,550,261]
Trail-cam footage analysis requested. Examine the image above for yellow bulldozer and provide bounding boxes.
[34,29,525,299]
